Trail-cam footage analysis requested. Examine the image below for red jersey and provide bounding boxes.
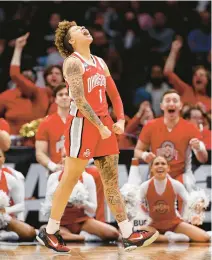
[0,118,10,133]
[36,113,69,164]
[67,52,108,117]
[146,178,182,231]
[139,117,202,178]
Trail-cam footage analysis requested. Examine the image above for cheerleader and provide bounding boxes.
[0,149,36,241]
[139,156,210,242]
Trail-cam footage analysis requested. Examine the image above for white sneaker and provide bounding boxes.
[0,230,19,241]
[165,231,190,243]
[80,231,102,242]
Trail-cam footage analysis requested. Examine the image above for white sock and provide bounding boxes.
[46,218,60,234]
[165,231,190,243]
[118,220,133,238]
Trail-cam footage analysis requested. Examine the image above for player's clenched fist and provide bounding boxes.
[112,120,125,135]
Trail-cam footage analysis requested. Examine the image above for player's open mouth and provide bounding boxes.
[82,29,90,36]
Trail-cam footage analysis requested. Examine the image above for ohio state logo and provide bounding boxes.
[87,73,106,93]
[83,149,91,158]
[156,141,178,161]
[153,200,170,214]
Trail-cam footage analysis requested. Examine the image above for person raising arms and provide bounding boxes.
[164,39,211,112]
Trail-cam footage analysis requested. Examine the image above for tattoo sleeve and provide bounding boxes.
[94,154,128,223]
[64,58,103,129]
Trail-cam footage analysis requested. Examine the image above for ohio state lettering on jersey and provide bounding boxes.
[87,73,106,93]
[67,52,108,117]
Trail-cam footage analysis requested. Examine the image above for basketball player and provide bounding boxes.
[140,156,210,243]
[36,21,158,253]
[0,149,36,241]
[0,118,11,151]
[42,169,119,241]
[135,89,208,192]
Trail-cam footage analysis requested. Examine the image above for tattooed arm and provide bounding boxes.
[63,57,111,139]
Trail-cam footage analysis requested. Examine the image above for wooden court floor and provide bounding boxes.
[0,242,210,260]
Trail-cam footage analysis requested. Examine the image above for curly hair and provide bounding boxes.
[55,20,77,58]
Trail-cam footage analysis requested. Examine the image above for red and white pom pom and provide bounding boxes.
[183,189,209,225]
[41,200,52,218]
[68,181,89,206]
[120,183,151,226]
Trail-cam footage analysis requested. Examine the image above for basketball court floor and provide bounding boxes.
[0,242,210,260]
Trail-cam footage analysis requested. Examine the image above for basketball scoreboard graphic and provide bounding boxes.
[5,148,211,228]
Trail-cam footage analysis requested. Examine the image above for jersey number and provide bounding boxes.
[99,89,102,103]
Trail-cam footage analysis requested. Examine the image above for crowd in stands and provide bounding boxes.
[0,1,210,150]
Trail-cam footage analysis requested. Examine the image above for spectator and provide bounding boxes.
[135,65,170,116]
[39,12,61,57]
[183,107,211,150]
[45,45,64,67]
[35,84,70,172]
[164,39,211,112]
[105,48,122,83]
[90,28,109,59]
[133,88,152,108]
[84,1,109,27]
[102,5,122,39]
[148,12,175,53]
[181,103,192,117]
[1,33,63,136]
[188,11,211,53]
